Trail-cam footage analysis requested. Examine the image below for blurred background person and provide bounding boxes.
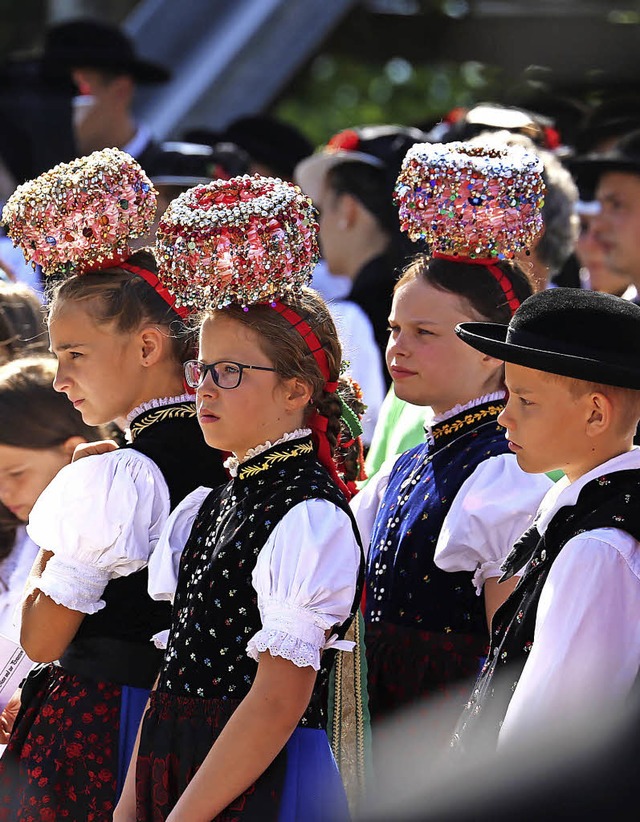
[574,200,635,298]
[0,281,48,366]
[40,17,170,165]
[0,357,106,644]
[0,124,42,293]
[570,129,640,305]
[295,124,427,374]
[190,112,314,182]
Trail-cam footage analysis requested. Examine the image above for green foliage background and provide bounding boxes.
[274,53,502,147]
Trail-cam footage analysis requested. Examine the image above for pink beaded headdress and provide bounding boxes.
[1,148,188,318]
[156,173,360,499]
[155,174,319,312]
[394,141,546,314]
[2,147,157,276]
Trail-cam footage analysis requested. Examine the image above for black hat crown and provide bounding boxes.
[42,18,170,85]
[456,288,640,389]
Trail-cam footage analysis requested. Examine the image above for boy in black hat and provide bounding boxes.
[448,287,640,757]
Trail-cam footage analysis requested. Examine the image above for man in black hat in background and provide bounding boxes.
[446,287,640,761]
[41,18,170,167]
[569,130,640,304]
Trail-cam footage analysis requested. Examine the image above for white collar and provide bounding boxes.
[431,391,506,426]
[425,391,506,442]
[126,393,194,426]
[535,447,640,535]
[123,124,152,159]
[224,428,312,478]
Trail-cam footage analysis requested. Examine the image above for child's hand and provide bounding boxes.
[72,439,119,462]
[0,688,21,743]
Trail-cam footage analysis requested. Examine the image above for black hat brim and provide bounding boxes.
[456,322,640,389]
[567,156,640,195]
[42,54,170,84]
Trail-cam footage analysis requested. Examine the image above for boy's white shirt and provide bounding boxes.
[499,447,640,748]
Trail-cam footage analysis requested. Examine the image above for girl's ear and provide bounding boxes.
[339,192,360,230]
[139,325,167,366]
[61,436,88,460]
[480,352,504,369]
[282,376,313,410]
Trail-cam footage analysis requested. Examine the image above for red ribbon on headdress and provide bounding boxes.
[432,252,521,315]
[270,300,352,500]
[120,262,189,319]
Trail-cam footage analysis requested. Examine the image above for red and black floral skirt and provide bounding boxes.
[0,664,144,822]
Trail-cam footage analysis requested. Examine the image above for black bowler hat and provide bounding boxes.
[567,129,640,198]
[456,288,640,389]
[41,19,170,85]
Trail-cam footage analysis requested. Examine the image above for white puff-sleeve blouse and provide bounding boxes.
[26,449,171,615]
[148,494,362,671]
[434,454,552,593]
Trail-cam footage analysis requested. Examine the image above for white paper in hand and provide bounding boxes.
[0,633,34,711]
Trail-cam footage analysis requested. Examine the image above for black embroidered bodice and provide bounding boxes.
[158,436,363,730]
[72,401,228,646]
[366,398,508,634]
[452,468,640,756]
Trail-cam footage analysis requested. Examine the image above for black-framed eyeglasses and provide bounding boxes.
[184,359,278,390]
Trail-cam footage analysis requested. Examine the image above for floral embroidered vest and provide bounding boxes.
[159,435,364,730]
[452,468,640,757]
[365,398,507,634]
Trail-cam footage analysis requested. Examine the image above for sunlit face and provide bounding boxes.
[499,363,594,480]
[71,68,130,154]
[196,313,306,459]
[317,180,349,276]
[576,212,631,295]
[595,171,640,282]
[50,301,146,426]
[0,443,71,522]
[386,277,503,413]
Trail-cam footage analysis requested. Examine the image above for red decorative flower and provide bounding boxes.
[327,129,360,152]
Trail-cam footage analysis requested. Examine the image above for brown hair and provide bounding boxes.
[395,255,534,324]
[541,373,640,437]
[215,287,365,483]
[0,280,49,365]
[0,355,107,559]
[47,248,195,363]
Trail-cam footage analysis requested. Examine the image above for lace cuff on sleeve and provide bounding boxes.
[35,555,111,614]
[246,600,354,671]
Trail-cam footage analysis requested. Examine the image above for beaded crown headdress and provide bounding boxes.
[394,140,546,260]
[156,173,365,499]
[1,147,157,278]
[155,174,319,312]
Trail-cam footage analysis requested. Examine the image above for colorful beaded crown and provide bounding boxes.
[1,147,157,277]
[155,174,319,311]
[394,141,546,259]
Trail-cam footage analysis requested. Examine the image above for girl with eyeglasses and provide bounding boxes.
[0,149,227,821]
[114,176,365,822]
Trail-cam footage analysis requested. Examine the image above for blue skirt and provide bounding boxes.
[279,727,350,822]
[136,690,350,821]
